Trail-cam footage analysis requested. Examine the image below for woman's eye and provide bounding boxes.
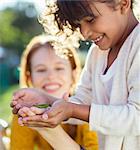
[55,67,65,71]
[36,69,46,72]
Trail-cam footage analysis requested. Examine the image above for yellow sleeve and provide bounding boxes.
[76,123,98,150]
[10,115,37,150]
[10,115,54,150]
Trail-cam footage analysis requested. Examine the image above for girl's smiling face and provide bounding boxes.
[29,45,74,98]
[79,1,130,50]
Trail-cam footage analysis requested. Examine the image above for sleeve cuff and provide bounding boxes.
[89,103,103,131]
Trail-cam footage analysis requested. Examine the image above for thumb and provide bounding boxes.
[42,112,49,121]
[42,107,51,121]
[62,92,69,101]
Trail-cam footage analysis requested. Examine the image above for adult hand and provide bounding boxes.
[10,88,56,114]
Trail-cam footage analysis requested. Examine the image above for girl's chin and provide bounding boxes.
[99,47,110,51]
[96,39,110,50]
[98,44,110,51]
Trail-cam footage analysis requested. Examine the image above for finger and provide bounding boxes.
[12,106,19,114]
[30,107,46,115]
[18,108,27,117]
[23,115,59,128]
[42,112,49,121]
[18,117,24,126]
[15,104,22,109]
[10,101,17,107]
[19,107,36,117]
[49,103,69,122]
[18,107,34,117]
[22,114,56,127]
[42,112,63,127]
[22,115,43,123]
[13,89,26,100]
[62,92,69,101]
[46,106,61,118]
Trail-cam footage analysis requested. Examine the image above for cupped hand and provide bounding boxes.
[11,88,51,114]
[19,100,73,128]
[18,106,49,118]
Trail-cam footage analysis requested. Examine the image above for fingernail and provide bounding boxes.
[13,101,17,105]
[18,118,24,126]
[21,113,26,117]
[42,114,48,120]
[13,95,17,100]
[16,104,21,109]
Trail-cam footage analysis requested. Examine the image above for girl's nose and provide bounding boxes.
[80,23,93,40]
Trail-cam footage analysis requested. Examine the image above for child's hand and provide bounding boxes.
[18,106,47,126]
[11,88,53,114]
[19,100,73,128]
[18,106,47,117]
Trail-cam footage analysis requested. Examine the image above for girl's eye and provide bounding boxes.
[87,17,95,23]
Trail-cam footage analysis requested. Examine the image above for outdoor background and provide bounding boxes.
[0,0,93,124]
[0,0,140,124]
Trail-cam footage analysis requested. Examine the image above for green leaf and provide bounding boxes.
[33,104,50,108]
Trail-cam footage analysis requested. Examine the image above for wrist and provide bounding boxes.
[68,103,90,122]
[69,102,76,118]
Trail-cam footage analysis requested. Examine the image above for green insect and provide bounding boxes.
[33,104,50,108]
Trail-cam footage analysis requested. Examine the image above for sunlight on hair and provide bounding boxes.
[133,0,140,20]
[39,0,83,59]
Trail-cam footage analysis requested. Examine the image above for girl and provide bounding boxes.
[11,0,140,149]
[10,35,98,150]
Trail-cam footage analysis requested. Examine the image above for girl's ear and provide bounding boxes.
[120,0,131,14]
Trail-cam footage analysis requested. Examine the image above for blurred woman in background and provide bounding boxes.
[10,35,98,150]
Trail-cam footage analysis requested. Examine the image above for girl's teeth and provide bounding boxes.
[94,35,103,42]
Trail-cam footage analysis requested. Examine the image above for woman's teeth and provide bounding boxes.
[44,85,60,90]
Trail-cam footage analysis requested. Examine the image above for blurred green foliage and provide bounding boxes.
[0,2,44,94]
[0,2,44,55]
[0,85,18,123]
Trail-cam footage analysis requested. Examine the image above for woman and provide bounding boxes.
[10,34,98,150]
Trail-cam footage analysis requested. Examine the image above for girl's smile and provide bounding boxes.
[92,34,104,45]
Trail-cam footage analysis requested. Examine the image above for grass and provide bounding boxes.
[0,85,19,123]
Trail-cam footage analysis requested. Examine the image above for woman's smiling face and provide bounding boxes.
[30,45,74,98]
